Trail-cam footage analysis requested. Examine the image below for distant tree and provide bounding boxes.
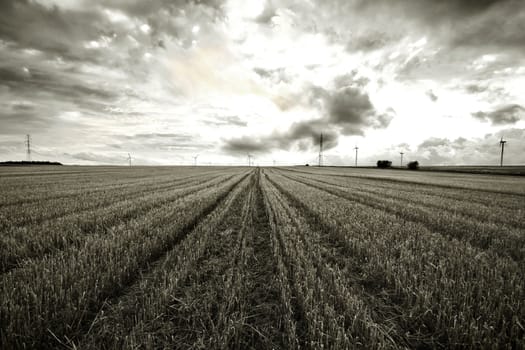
[0,161,62,166]
[407,161,419,170]
[376,160,392,168]
[305,164,309,166]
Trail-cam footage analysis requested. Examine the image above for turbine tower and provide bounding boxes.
[354,146,359,167]
[193,154,199,166]
[499,138,507,167]
[318,133,323,167]
[247,154,253,167]
[127,153,132,167]
[400,152,404,167]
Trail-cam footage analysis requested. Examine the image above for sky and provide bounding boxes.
[1,0,525,166]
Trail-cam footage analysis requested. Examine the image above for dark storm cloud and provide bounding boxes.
[462,83,508,98]
[426,90,438,102]
[0,63,118,119]
[0,0,225,90]
[447,1,525,50]
[284,119,338,150]
[222,118,339,155]
[222,136,267,154]
[346,31,392,52]
[410,0,525,52]
[0,0,225,58]
[0,1,104,62]
[307,79,393,135]
[253,67,291,84]
[327,87,375,126]
[303,0,525,85]
[350,0,512,25]
[465,84,488,94]
[223,73,393,155]
[254,1,277,24]
[0,66,30,83]
[472,104,525,125]
[98,0,225,17]
[253,68,272,79]
[333,71,370,89]
[0,2,120,136]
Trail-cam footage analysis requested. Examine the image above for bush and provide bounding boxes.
[407,161,419,170]
[376,160,392,168]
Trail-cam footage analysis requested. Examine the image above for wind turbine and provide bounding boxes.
[193,154,199,166]
[318,133,323,167]
[247,154,253,167]
[354,146,359,167]
[499,138,507,167]
[400,152,404,167]
[127,153,132,167]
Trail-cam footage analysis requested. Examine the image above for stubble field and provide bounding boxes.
[0,165,523,349]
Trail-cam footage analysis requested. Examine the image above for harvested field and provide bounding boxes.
[1,166,524,349]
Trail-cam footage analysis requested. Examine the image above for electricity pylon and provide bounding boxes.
[25,134,31,161]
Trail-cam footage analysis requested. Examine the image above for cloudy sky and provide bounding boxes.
[1,0,525,165]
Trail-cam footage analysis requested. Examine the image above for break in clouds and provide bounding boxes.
[1,0,525,165]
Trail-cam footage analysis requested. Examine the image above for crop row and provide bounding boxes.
[0,167,228,207]
[278,170,525,261]
[266,169,524,348]
[280,168,523,217]
[261,170,396,348]
[1,166,522,349]
[77,169,290,349]
[0,171,227,228]
[76,170,256,349]
[0,172,241,273]
[0,170,249,348]
[282,166,525,195]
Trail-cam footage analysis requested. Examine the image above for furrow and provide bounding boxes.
[0,173,238,274]
[0,171,250,349]
[278,170,525,262]
[266,171,524,348]
[76,171,255,349]
[281,169,524,229]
